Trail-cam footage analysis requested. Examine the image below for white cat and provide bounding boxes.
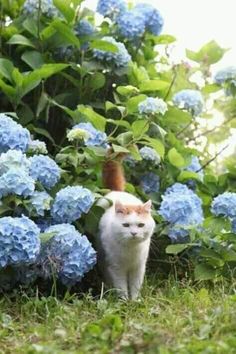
[97,160,155,300]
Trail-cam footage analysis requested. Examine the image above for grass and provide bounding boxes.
[0,277,236,354]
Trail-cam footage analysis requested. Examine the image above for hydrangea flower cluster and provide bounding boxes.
[97,0,127,20]
[173,89,204,117]
[140,172,160,194]
[30,191,52,217]
[211,192,236,218]
[28,140,48,154]
[69,122,108,148]
[93,36,131,68]
[214,66,236,85]
[140,146,161,166]
[0,216,40,268]
[74,19,95,37]
[0,150,30,175]
[159,183,204,241]
[184,156,204,181]
[51,186,95,223]
[29,155,61,189]
[138,97,168,116]
[23,0,59,17]
[0,168,35,198]
[117,10,146,40]
[40,224,96,286]
[0,114,30,153]
[134,3,164,36]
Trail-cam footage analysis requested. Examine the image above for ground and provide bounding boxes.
[0,278,236,354]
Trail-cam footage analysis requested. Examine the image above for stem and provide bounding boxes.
[197,143,230,171]
[164,69,177,101]
[176,121,192,137]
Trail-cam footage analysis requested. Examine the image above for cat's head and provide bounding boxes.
[113,200,155,242]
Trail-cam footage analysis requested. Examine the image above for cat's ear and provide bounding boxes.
[115,201,124,214]
[143,200,152,213]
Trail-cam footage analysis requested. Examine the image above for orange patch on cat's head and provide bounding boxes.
[115,200,152,215]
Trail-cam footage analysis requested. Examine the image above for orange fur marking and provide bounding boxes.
[102,160,126,191]
[115,203,150,216]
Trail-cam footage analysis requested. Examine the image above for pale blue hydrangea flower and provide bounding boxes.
[74,19,95,37]
[0,216,40,268]
[134,3,164,36]
[159,183,204,226]
[140,146,161,165]
[117,10,146,40]
[51,186,95,223]
[40,224,96,286]
[71,122,108,148]
[214,66,236,84]
[138,97,167,115]
[28,140,48,154]
[0,150,30,176]
[173,89,204,116]
[232,219,236,233]
[97,0,127,20]
[0,114,30,152]
[211,192,236,218]
[140,172,160,194]
[23,0,59,17]
[184,156,204,182]
[0,168,35,198]
[30,191,52,217]
[93,36,131,68]
[167,227,189,243]
[29,155,61,189]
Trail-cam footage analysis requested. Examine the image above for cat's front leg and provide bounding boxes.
[128,264,146,300]
[107,267,129,300]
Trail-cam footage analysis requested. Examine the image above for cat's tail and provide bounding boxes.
[102,152,126,191]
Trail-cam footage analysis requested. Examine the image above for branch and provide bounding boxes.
[164,69,177,101]
[197,143,230,171]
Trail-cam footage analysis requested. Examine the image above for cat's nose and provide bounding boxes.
[131,232,137,237]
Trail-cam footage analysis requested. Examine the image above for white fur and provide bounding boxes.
[97,191,155,300]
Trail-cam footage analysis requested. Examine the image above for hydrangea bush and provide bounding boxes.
[0,0,235,288]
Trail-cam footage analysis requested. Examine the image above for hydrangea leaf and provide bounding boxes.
[166,244,188,255]
[194,264,218,281]
[132,120,149,139]
[168,148,185,168]
[21,51,44,70]
[77,105,106,132]
[7,34,36,48]
[178,171,201,182]
[140,80,169,92]
[90,40,118,53]
[186,40,228,65]
[0,58,14,83]
[126,94,147,114]
[52,19,80,48]
[53,0,75,23]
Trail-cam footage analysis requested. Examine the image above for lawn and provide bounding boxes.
[0,278,236,354]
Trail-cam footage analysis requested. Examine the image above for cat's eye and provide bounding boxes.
[122,223,130,227]
[138,223,145,228]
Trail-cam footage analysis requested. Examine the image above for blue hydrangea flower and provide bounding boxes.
[74,19,95,37]
[134,3,164,36]
[0,168,35,198]
[173,89,204,117]
[28,140,48,154]
[0,114,30,152]
[97,0,127,20]
[167,227,189,243]
[232,219,236,233]
[51,186,95,223]
[117,10,146,40]
[184,156,204,182]
[0,150,30,176]
[0,216,40,268]
[138,97,167,115]
[54,46,74,61]
[211,192,236,218]
[29,155,61,189]
[140,172,160,194]
[93,36,131,68]
[30,191,52,217]
[23,0,59,17]
[214,66,236,84]
[71,122,108,148]
[140,146,161,165]
[40,224,96,286]
[35,218,53,232]
[159,183,204,226]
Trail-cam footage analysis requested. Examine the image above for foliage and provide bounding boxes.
[0,0,236,288]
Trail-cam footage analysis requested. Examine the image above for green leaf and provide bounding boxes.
[112,144,130,153]
[30,126,55,143]
[0,78,16,97]
[128,144,141,161]
[12,68,23,86]
[166,244,188,254]
[139,80,169,92]
[21,51,44,69]
[7,34,35,48]
[52,19,80,48]
[0,58,14,83]
[117,85,139,96]
[202,84,221,94]
[77,105,106,131]
[132,120,149,138]
[151,34,176,45]
[116,132,133,146]
[90,40,118,53]
[194,264,218,281]
[178,171,201,182]
[53,0,75,22]
[164,106,192,126]
[126,94,146,114]
[186,40,228,65]
[107,118,130,129]
[88,72,106,91]
[203,216,231,234]
[143,136,165,158]
[168,148,185,167]
[23,18,38,37]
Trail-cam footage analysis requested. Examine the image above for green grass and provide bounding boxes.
[0,278,236,354]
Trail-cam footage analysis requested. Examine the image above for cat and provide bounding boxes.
[97,158,155,300]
